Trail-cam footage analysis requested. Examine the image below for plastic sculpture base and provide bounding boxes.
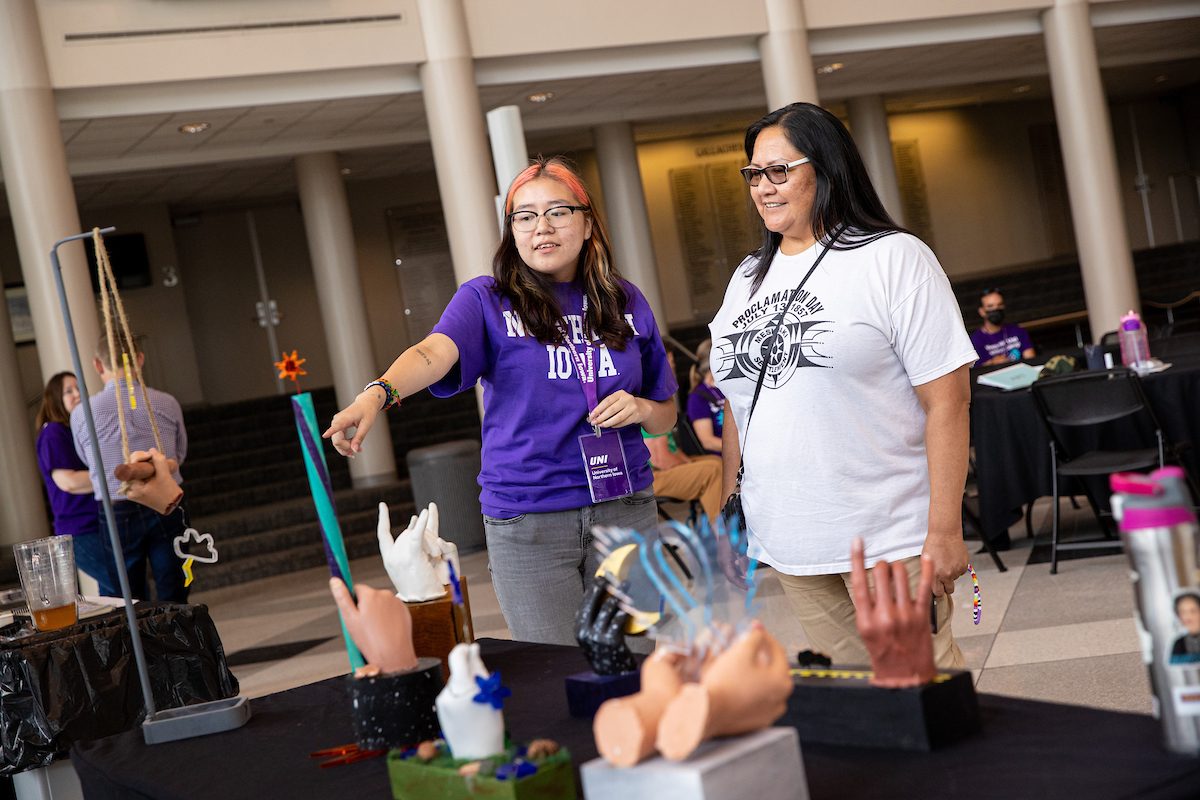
[407,578,474,674]
[387,746,576,800]
[348,657,444,751]
[142,696,251,744]
[580,726,808,800]
[565,670,641,719]
[778,667,980,751]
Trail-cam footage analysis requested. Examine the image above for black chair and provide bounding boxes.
[673,413,708,458]
[962,494,1007,572]
[1029,367,1187,573]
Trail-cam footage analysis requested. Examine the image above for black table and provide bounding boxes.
[972,333,1200,541]
[72,638,1200,800]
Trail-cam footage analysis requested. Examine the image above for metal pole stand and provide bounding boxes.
[50,229,249,744]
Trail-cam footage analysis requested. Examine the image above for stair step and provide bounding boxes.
[192,482,412,540]
[185,472,353,518]
[214,503,412,561]
[183,441,313,480]
[191,529,383,591]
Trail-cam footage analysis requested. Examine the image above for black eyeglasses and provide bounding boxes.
[508,205,588,233]
[739,157,810,187]
[979,287,1002,297]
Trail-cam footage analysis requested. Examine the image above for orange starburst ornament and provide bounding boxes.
[275,350,307,394]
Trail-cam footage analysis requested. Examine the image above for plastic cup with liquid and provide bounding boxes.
[13,537,78,631]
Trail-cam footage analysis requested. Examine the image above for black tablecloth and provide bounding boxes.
[972,334,1200,540]
[72,638,1200,800]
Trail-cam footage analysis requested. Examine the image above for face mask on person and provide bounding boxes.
[985,309,1005,325]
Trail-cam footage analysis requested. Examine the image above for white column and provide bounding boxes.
[486,105,529,214]
[0,299,50,546]
[593,122,668,331]
[1042,0,1139,340]
[847,95,905,227]
[295,153,397,488]
[0,0,99,382]
[417,0,498,286]
[758,0,819,111]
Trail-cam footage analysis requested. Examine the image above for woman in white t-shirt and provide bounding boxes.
[710,102,978,667]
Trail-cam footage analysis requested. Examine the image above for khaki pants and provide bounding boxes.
[776,555,966,669]
[651,456,723,522]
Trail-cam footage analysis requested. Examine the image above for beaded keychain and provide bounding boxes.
[968,563,982,624]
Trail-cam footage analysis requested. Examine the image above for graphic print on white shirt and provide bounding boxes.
[713,286,831,388]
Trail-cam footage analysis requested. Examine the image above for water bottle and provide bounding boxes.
[1119,310,1151,371]
[1111,467,1200,755]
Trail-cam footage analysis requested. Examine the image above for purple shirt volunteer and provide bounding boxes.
[36,422,101,537]
[686,383,725,453]
[970,323,1032,363]
[430,277,678,517]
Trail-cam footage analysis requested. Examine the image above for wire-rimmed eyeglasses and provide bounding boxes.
[508,205,589,233]
[739,157,810,187]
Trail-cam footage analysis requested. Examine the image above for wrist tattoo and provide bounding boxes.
[415,348,432,366]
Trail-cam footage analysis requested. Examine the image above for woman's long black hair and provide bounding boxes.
[744,102,907,294]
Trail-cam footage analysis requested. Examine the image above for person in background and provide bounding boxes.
[70,331,189,603]
[686,339,724,455]
[971,289,1035,366]
[35,373,103,577]
[643,426,723,524]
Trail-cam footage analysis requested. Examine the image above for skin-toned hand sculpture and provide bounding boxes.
[654,623,793,761]
[593,648,688,767]
[122,449,182,515]
[379,502,457,602]
[575,581,638,676]
[330,577,419,674]
[849,536,938,688]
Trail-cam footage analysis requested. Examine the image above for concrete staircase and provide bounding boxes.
[181,386,480,591]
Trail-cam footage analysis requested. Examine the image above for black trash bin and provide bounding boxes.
[405,440,486,553]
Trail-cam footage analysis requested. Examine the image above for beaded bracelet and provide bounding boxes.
[363,379,399,411]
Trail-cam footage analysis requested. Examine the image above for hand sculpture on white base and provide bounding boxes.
[378,502,460,602]
[435,643,508,760]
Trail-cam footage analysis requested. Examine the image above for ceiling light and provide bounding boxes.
[815,63,843,75]
[177,122,210,134]
[1155,75,1168,83]
[1012,85,1031,94]
[527,92,554,103]
[340,167,352,175]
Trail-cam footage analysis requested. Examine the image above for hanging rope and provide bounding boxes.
[92,228,164,467]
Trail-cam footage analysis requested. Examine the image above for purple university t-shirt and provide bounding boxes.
[430,277,678,517]
[970,324,1032,363]
[36,422,100,537]
[686,384,724,454]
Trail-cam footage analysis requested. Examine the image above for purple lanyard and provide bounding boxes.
[556,295,602,435]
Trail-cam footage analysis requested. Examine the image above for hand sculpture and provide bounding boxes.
[419,504,461,586]
[435,643,507,760]
[593,648,687,767]
[655,623,792,761]
[849,536,937,688]
[122,449,182,515]
[575,581,638,676]
[379,502,445,602]
[329,577,419,674]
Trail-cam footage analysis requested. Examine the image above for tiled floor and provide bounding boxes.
[191,497,1152,715]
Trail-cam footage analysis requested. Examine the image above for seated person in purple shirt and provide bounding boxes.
[970,289,1035,366]
[69,331,189,603]
[685,339,724,455]
[325,157,677,646]
[35,372,102,555]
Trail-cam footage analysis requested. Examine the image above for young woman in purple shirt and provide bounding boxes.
[686,339,725,455]
[326,157,678,645]
[34,372,101,541]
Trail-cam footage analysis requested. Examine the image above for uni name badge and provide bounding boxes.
[579,429,633,503]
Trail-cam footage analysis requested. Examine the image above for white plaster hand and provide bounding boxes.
[377,502,445,602]
[420,504,461,585]
[435,643,506,760]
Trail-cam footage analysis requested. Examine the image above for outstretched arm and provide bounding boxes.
[324,333,460,457]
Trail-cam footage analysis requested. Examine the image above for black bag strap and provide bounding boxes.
[735,226,843,488]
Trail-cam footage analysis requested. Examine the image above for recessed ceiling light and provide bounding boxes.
[1155,75,1168,83]
[340,167,352,175]
[815,63,843,75]
[527,92,554,103]
[1012,85,1031,94]
[177,122,210,134]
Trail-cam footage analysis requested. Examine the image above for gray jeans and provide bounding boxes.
[484,487,658,646]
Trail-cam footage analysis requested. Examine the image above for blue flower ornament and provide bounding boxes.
[473,671,512,710]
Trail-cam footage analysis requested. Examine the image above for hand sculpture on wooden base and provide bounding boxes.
[849,537,938,688]
[379,502,461,603]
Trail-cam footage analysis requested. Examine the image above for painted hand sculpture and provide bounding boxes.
[849,536,938,688]
[329,577,419,674]
[122,449,182,515]
[378,502,459,602]
[575,580,638,676]
[435,643,507,759]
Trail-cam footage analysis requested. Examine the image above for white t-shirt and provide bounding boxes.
[709,232,977,576]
